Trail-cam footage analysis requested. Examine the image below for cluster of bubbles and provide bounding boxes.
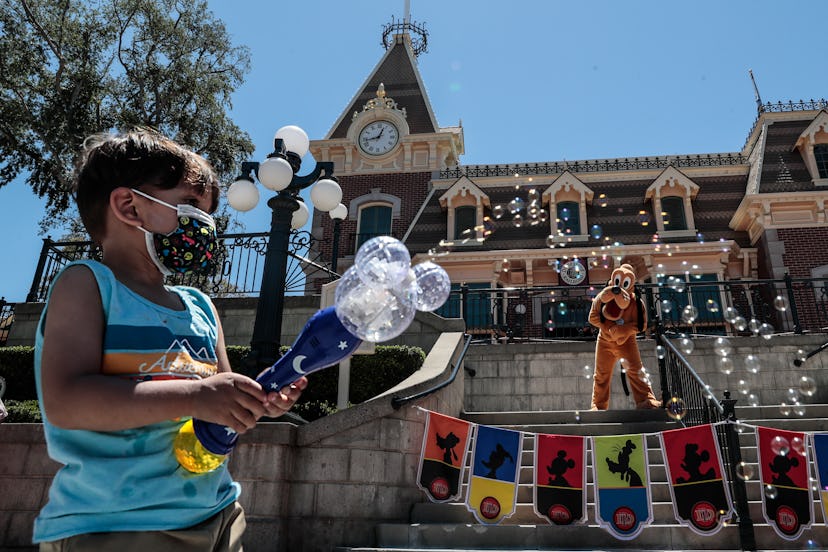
[336,236,451,342]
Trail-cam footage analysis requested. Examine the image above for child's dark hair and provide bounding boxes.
[73,129,220,241]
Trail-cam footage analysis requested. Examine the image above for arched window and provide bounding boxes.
[660,196,687,231]
[815,144,828,179]
[357,204,392,248]
[556,201,580,236]
[454,206,477,240]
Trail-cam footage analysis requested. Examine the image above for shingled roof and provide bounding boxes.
[326,33,437,139]
[758,119,813,193]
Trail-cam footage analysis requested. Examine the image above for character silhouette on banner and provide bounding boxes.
[676,443,716,484]
[547,450,575,487]
[483,443,514,478]
[606,439,643,487]
[770,453,800,487]
[436,432,461,465]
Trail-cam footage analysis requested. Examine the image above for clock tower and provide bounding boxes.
[309,17,464,282]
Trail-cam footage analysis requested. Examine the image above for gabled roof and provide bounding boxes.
[326,33,438,139]
[794,109,828,149]
[645,166,700,200]
[438,176,490,209]
[542,171,594,203]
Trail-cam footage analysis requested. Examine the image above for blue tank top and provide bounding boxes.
[33,260,239,542]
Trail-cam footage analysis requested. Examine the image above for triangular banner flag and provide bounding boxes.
[756,426,813,540]
[416,411,473,502]
[466,424,523,524]
[659,424,733,535]
[533,433,587,525]
[592,433,653,540]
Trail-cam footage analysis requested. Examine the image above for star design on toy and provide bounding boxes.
[270,382,280,390]
[338,340,348,350]
[224,426,236,436]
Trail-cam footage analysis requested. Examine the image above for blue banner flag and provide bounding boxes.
[465,424,523,524]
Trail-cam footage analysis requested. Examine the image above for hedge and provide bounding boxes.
[0,344,425,422]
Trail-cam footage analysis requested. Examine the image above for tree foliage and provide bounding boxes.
[0,0,255,228]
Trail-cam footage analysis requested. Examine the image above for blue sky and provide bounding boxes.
[2,0,828,302]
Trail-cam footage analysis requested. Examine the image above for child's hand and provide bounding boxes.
[263,376,308,419]
[192,373,270,434]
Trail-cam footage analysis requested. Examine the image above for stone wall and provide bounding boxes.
[0,332,468,552]
[464,334,828,412]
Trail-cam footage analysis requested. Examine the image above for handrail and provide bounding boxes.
[659,331,724,415]
[390,333,474,410]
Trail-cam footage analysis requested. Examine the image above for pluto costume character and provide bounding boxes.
[588,264,661,410]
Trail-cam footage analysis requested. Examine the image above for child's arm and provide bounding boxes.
[40,266,272,433]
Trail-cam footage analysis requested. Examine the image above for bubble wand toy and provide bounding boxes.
[174,237,450,473]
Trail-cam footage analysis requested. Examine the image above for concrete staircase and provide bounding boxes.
[337,405,828,551]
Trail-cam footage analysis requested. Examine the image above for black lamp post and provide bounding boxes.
[329,203,348,275]
[226,125,344,374]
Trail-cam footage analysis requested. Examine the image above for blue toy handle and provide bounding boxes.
[193,306,362,454]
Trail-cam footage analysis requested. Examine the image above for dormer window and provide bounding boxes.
[439,176,490,242]
[793,110,828,186]
[542,171,593,243]
[645,166,699,237]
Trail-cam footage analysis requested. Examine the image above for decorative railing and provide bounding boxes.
[0,299,13,347]
[436,277,828,342]
[26,231,335,303]
[439,153,747,180]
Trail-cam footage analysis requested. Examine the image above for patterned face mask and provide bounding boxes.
[131,188,217,276]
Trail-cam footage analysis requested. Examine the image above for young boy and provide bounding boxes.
[33,130,306,551]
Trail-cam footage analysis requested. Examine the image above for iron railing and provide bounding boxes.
[0,299,13,347]
[657,329,757,551]
[436,277,828,342]
[25,231,336,303]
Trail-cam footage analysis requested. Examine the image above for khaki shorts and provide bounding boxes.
[39,501,245,552]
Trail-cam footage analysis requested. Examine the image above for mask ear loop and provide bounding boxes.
[130,188,178,211]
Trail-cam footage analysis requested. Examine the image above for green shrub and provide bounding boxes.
[0,346,36,400]
[4,399,42,423]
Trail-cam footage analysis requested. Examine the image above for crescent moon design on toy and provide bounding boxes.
[292,355,308,375]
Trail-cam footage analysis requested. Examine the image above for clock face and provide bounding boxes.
[560,259,587,286]
[358,121,399,156]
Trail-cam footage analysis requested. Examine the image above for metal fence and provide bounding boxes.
[436,277,828,341]
[25,231,335,303]
[0,299,13,347]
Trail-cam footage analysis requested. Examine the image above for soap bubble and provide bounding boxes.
[354,235,411,288]
[656,345,666,359]
[733,316,748,331]
[493,205,505,219]
[714,337,732,357]
[679,336,694,355]
[583,365,593,379]
[696,232,705,243]
[749,319,761,335]
[544,319,555,332]
[770,435,790,456]
[681,305,699,324]
[412,261,451,312]
[706,299,720,314]
[724,307,739,323]
[779,403,792,417]
[666,396,687,420]
[560,207,571,221]
[590,224,603,239]
[748,393,760,407]
[637,210,651,226]
[736,461,754,481]
[660,299,673,313]
[765,485,778,500]
[758,323,774,340]
[791,436,806,455]
[773,295,789,312]
[786,387,801,403]
[718,356,734,375]
[736,379,750,395]
[793,404,807,417]
[508,197,525,214]
[598,193,609,208]
[335,265,416,342]
[512,213,523,227]
[799,376,817,397]
[557,302,568,316]
[545,234,559,248]
[796,349,808,364]
[744,355,761,374]
[667,276,685,293]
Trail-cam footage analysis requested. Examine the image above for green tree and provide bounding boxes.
[0,0,254,229]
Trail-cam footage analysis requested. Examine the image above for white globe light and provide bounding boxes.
[275,125,310,157]
[329,203,348,221]
[257,156,293,191]
[310,178,342,212]
[291,200,310,229]
[226,179,259,212]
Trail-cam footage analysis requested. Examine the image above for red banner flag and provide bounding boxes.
[660,424,732,534]
[533,433,587,525]
[416,411,472,502]
[756,426,813,540]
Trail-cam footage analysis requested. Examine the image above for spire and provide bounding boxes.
[749,69,764,113]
